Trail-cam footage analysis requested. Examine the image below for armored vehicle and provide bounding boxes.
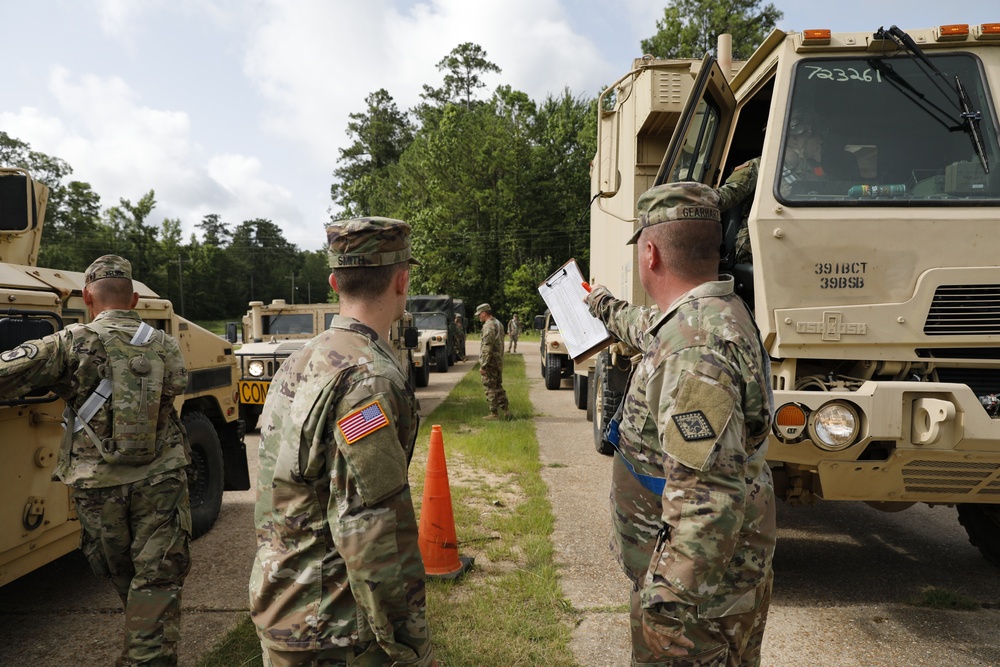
[534,310,574,391]
[0,168,249,586]
[233,300,418,428]
[589,23,1000,564]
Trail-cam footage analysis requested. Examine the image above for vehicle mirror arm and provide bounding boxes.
[956,75,990,173]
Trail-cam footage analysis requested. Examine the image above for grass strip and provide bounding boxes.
[197,354,579,667]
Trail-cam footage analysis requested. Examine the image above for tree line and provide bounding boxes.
[1,0,781,325]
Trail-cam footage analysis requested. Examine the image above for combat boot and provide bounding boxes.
[483,413,499,421]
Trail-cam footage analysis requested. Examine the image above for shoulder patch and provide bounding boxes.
[0,343,39,363]
[671,410,716,441]
[337,399,389,444]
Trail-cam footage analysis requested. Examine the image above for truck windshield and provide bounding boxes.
[779,53,1000,204]
[414,313,448,330]
[262,313,313,335]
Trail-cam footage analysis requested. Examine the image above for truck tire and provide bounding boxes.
[416,358,430,387]
[239,403,262,433]
[573,373,588,410]
[545,354,562,390]
[435,346,448,373]
[184,412,225,539]
[586,370,595,422]
[958,504,1000,567]
[592,352,620,456]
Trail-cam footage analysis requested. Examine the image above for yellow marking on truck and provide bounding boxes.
[239,380,271,405]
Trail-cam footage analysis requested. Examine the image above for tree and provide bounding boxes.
[331,89,413,218]
[640,0,783,60]
[416,43,502,126]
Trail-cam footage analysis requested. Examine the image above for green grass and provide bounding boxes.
[907,586,981,611]
[196,354,579,667]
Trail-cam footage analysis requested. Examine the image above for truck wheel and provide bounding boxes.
[592,353,618,456]
[545,354,562,390]
[573,373,588,410]
[239,403,262,433]
[184,412,225,539]
[958,504,1000,567]
[416,359,430,387]
[586,370,595,422]
[435,346,448,373]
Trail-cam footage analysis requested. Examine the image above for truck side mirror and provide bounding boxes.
[0,170,37,233]
[533,315,545,331]
[404,326,419,349]
[225,322,239,344]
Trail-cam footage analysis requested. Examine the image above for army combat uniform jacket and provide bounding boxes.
[0,309,190,488]
[250,314,432,665]
[479,317,504,372]
[588,278,776,619]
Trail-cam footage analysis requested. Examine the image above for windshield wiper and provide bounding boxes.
[875,25,989,173]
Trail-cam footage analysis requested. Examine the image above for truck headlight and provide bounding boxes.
[248,360,265,377]
[809,402,860,451]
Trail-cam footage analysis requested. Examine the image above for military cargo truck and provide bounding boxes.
[412,311,452,374]
[0,168,249,587]
[534,310,574,391]
[407,294,462,364]
[233,299,418,428]
[589,23,1000,565]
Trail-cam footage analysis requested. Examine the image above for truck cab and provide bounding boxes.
[591,23,1000,565]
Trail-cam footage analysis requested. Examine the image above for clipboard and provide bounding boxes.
[537,259,612,363]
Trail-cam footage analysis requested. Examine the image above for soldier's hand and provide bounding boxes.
[641,605,696,657]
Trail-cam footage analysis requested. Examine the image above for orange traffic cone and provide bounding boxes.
[418,425,474,579]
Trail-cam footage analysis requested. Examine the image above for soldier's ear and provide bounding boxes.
[328,273,338,292]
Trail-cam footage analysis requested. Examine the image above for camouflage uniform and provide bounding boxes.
[250,218,434,667]
[507,315,520,353]
[588,183,776,666]
[476,303,509,419]
[717,158,759,266]
[0,255,191,667]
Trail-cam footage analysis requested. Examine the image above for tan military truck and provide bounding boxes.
[233,299,418,428]
[0,168,250,587]
[534,310,574,390]
[412,311,452,375]
[589,23,1000,565]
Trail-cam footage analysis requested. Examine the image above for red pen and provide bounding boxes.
[582,281,592,293]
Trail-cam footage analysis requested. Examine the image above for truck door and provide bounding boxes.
[654,54,736,188]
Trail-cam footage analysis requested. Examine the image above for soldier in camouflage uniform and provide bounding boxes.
[0,255,191,667]
[507,314,521,353]
[476,303,510,420]
[250,217,436,667]
[586,183,776,666]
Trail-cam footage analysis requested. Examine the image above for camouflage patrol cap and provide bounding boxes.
[627,182,721,244]
[325,216,420,269]
[85,254,132,284]
[475,303,491,315]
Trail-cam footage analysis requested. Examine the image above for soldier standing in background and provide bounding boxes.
[507,313,521,353]
[476,303,510,420]
[586,183,775,665]
[0,255,191,667]
[250,217,435,667]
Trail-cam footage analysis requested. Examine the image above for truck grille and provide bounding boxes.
[902,459,1000,495]
[924,284,1000,336]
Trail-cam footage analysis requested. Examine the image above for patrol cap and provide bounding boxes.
[627,182,721,244]
[475,303,491,315]
[325,216,419,269]
[85,254,132,284]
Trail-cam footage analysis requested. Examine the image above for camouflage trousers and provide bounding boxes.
[262,641,399,667]
[507,334,519,352]
[628,574,772,667]
[481,363,509,414]
[73,469,193,667]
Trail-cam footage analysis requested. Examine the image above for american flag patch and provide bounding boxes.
[337,400,389,444]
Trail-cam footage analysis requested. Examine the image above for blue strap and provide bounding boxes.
[614,448,666,496]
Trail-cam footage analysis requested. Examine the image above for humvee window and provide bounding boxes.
[262,313,312,335]
[779,54,999,204]
[414,313,448,330]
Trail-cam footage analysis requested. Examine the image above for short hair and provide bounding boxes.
[645,219,721,282]
[332,262,406,301]
[87,277,135,308]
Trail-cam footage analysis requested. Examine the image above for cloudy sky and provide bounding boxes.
[2,0,992,250]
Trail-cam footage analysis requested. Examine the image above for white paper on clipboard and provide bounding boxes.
[537,259,611,362]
